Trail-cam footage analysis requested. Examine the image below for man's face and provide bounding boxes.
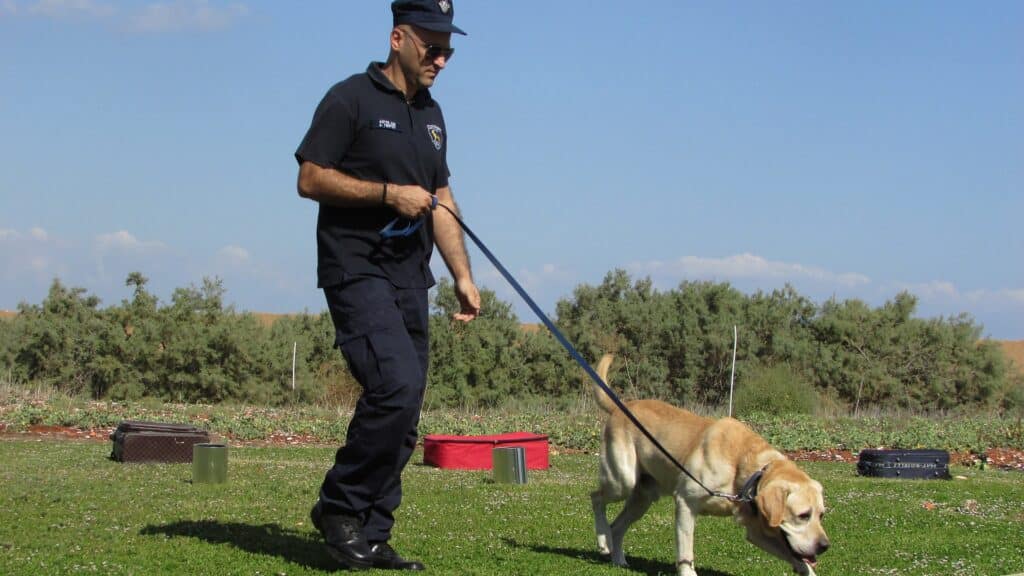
[398,25,453,90]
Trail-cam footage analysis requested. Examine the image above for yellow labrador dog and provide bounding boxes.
[590,355,829,576]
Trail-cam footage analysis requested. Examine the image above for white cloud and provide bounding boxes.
[469,261,574,294]
[629,253,871,287]
[0,227,50,243]
[963,288,1024,307]
[26,0,115,19]
[0,227,319,316]
[895,280,960,300]
[216,244,250,264]
[892,281,1024,310]
[1003,289,1024,305]
[92,231,165,284]
[520,262,573,290]
[0,227,67,283]
[129,0,248,32]
[95,230,165,253]
[0,0,18,16]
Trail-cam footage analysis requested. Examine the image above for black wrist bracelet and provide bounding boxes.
[382,182,388,205]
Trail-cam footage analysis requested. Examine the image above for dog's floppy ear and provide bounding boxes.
[756,484,789,528]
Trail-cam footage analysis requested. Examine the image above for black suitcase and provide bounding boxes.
[856,449,950,479]
[110,420,210,463]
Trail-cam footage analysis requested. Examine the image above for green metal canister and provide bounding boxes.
[192,443,228,484]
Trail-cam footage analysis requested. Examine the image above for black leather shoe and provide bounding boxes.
[368,542,425,571]
[310,501,373,570]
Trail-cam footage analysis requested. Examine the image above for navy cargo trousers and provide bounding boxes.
[319,276,429,544]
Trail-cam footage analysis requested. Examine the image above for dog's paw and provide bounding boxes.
[676,558,697,576]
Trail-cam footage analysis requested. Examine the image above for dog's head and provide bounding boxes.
[743,462,830,575]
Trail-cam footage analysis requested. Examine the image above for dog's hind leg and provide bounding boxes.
[590,489,614,557]
[592,432,636,560]
[607,475,659,567]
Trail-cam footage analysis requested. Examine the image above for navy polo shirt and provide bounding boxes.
[296,62,451,289]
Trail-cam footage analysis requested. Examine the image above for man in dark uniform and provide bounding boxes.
[294,0,479,570]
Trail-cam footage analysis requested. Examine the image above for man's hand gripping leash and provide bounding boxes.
[379,195,439,238]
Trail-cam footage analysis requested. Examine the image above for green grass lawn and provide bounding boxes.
[1,439,1022,576]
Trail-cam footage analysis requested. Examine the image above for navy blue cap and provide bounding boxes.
[392,0,466,36]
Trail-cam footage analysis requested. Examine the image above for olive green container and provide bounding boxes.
[492,447,527,484]
[192,443,228,484]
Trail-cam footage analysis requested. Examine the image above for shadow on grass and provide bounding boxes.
[141,520,335,570]
[502,537,735,576]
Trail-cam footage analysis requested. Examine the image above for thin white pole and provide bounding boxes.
[291,342,297,391]
[728,325,737,417]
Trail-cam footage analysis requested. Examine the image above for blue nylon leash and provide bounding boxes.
[432,201,743,502]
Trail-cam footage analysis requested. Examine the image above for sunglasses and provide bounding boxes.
[404,29,455,62]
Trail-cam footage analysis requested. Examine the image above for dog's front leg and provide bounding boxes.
[674,494,698,576]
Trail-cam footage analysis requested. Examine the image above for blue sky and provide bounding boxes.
[1,1,1022,338]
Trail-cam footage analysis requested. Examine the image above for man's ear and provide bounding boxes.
[390,26,404,51]
[756,484,788,528]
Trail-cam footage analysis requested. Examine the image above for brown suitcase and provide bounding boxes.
[857,449,950,479]
[110,420,210,463]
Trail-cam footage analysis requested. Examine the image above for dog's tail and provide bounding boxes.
[592,354,619,414]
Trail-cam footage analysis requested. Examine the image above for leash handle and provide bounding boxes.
[380,195,439,239]
[435,202,737,500]
[380,218,423,238]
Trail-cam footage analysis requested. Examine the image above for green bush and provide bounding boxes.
[999,373,1024,415]
[0,275,341,405]
[733,362,817,417]
[0,271,1015,412]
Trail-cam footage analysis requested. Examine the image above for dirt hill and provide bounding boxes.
[1000,340,1024,376]
[252,312,292,327]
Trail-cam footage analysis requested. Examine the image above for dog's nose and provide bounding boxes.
[817,537,830,554]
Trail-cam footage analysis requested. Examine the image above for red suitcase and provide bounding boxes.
[423,432,549,470]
